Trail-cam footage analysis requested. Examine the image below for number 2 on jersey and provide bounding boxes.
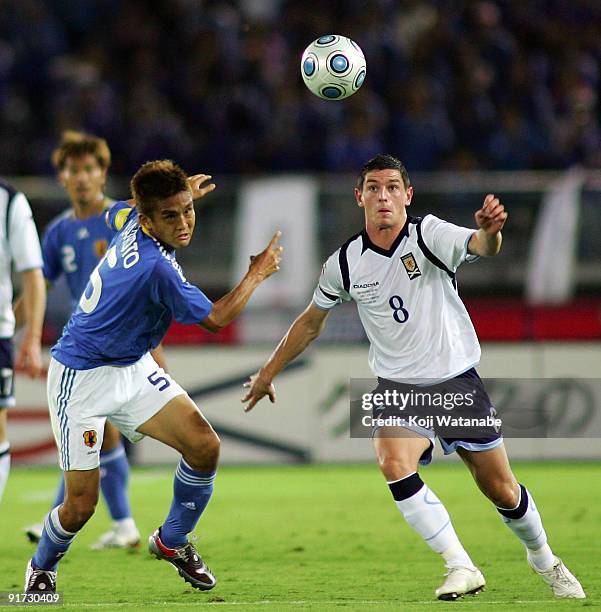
[61,245,77,272]
[389,295,409,323]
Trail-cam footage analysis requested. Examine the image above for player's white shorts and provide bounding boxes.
[47,353,186,471]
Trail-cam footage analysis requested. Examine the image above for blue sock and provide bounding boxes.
[160,458,216,549]
[32,507,77,571]
[51,476,65,508]
[100,444,132,521]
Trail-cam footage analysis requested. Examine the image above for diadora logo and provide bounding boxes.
[353,281,379,289]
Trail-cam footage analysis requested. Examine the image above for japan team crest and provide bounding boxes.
[401,252,421,280]
[94,239,108,259]
[83,430,97,448]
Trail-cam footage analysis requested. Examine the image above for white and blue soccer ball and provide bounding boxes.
[300,35,366,100]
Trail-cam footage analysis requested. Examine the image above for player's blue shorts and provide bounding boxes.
[0,337,15,409]
[371,368,503,465]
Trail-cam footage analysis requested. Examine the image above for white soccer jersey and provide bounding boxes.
[0,181,43,337]
[313,214,481,381]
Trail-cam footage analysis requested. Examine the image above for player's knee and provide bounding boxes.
[63,491,99,529]
[378,455,417,481]
[484,480,519,509]
[183,429,220,471]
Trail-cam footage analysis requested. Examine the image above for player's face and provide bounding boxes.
[59,154,107,209]
[355,169,413,231]
[141,191,195,249]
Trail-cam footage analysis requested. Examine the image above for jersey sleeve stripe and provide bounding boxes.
[318,285,339,302]
[415,219,457,287]
[1,181,17,241]
[338,238,354,293]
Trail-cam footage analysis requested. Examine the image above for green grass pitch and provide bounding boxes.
[0,462,598,611]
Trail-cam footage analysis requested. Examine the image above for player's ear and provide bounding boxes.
[58,168,68,187]
[138,212,152,231]
[406,186,414,207]
[355,188,364,208]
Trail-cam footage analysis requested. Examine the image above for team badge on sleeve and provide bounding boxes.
[83,430,98,448]
[401,253,421,280]
[94,239,108,259]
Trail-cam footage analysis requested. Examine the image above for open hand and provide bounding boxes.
[242,372,276,412]
[188,174,216,201]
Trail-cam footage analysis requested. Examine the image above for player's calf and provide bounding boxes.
[496,484,586,598]
[149,456,217,590]
[26,507,78,593]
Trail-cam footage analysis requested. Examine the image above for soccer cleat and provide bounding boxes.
[24,560,56,593]
[24,523,44,544]
[435,566,486,600]
[148,528,216,590]
[529,556,586,599]
[90,522,141,550]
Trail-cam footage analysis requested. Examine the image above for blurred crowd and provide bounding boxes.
[0,0,600,175]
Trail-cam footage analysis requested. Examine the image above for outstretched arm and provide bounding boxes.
[200,232,283,332]
[468,193,508,257]
[242,303,330,412]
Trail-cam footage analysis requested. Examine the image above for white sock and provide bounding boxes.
[0,442,11,502]
[441,541,477,569]
[113,517,136,532]
[527,545,556,572]
[498,484,555,571]
[389,473,475,569]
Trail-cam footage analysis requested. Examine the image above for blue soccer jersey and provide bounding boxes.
[52,201,213,369]
[42,202,114,309]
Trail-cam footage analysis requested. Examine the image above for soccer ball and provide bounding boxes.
[300,35,366,100]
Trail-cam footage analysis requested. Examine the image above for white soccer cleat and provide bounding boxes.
[435,566,486,600]
[24,523,44,544]
[529,556,586,599]
[90,521,141,550]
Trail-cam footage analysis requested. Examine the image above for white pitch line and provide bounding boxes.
[58,599,562,608]
[20,489,55,502]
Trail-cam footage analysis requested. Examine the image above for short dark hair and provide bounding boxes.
[130,160,189,218]
[51,130,111,171]
[356,154,411,190]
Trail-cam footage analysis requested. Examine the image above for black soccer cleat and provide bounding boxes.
[148,528,216,591]
[24,523,43,544]
[24,560,56,593]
